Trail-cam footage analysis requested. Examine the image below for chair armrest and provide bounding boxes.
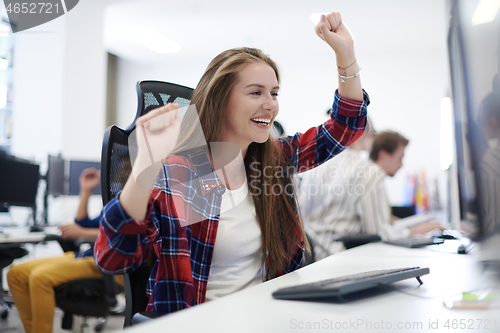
[337,234,382,250]
[44,234,96,252]
[102,274,119,308]
[44,234,63,242]
[131,311,164,325]
[44,234,80,253]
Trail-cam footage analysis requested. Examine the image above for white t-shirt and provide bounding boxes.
[205,181,263,301]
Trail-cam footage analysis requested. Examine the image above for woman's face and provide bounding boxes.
[221,62,279,153]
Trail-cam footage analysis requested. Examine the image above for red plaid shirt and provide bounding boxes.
[95,90,369,315]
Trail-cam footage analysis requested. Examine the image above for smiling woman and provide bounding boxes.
[221,62,280,152]
[95,11,369,316]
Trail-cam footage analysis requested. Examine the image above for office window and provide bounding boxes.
[0,17,13,153]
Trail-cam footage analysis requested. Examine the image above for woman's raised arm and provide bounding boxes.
[316,12,363,101]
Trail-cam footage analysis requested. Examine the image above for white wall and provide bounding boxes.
[8,0,107,224]
[61,1,107,161]
[12,0,107,162]
[11,19,65,161]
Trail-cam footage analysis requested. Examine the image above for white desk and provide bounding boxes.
[0,226,60,245]
[124,243,500,333]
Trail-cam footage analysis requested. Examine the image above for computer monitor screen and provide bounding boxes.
[448,0,500,244]
[47,155,65,197]
[68,160,102,196]
[0,157,40,207]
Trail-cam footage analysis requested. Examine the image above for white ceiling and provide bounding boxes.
[103,0,449,66]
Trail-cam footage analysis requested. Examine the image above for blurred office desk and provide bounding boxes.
[0,226,60,245]
[0,233,46,245]
[124,243,499,333]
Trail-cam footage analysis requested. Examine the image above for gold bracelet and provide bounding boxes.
[338,67,362,83]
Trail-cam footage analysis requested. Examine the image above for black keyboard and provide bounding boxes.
[272,266,430,300]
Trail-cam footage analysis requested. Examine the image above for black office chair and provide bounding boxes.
[338,234,382,250]
[123,262,163,326]
[306,232,381,262]
[0,235,118,331]
[335,205,414,250]
[100,80,194,327]
[45,235,122,333]
[0,245,28,319]
[392,205,416,219]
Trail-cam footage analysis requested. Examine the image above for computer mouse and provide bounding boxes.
[434,234,457,240]
[457,244,467,254]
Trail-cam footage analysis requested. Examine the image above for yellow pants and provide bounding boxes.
[6,252,123,333]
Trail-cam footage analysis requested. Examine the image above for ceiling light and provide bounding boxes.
[471,0,500,25]
[0,58,8,70]
[0,24,9,36]
[124,26,181,54]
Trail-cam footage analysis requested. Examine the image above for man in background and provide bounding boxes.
[299,130,443,260]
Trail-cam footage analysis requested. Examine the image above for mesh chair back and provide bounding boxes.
[101,81,193,205]
[101,126,132,204]
[100,81,194,327]
[125,80,194,132]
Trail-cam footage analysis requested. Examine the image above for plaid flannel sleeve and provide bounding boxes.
[94,190,159,274]
[279,89,370,173]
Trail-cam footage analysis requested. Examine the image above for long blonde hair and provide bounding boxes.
[177,47,308,279]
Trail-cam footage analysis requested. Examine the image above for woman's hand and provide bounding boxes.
[129,103,181,189]
[135,103,181,164]
[316,11,362,100]
[315,12,355,68]
[120,104,181,221]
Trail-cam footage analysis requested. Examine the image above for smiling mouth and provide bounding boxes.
[251,118,271,126]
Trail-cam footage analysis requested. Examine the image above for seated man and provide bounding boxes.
[7,168,121,333]
[299,130,443,260]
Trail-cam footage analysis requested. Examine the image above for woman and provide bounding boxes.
[95,11,368,314]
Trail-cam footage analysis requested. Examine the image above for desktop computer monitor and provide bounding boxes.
[47,155,65,197]
[448,0,481,238]
[0,156,40,209]
[448,0,500,269]
[67,160,102,196]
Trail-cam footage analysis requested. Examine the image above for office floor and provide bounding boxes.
[0,303,125,333]
[1,238,125,333]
